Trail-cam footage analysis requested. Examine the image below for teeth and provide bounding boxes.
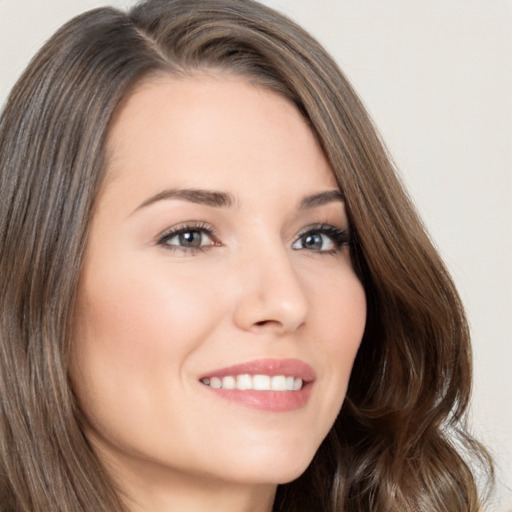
[210,377,222,389]
[253,375,271,390]
[201,374,304,391]
[222,375,236,390]
[271,375,286,391]
[236,374,252,390]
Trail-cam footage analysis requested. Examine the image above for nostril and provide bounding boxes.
[254,319,281,328]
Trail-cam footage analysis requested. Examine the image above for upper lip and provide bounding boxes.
[199,358,316,382]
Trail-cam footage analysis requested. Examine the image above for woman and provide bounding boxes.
[0,0,493,511]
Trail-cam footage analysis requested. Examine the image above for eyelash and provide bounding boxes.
[156,222,351,254]
[157,222,218,254]
[293,223,351,255]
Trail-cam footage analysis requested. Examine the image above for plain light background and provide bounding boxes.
[1,0,511,510]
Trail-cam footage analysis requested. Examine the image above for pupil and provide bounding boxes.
[180,231,201,247]
[304,233,322,250]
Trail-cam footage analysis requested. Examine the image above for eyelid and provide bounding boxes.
[154,221,350,254]
[156,221,219,251]
[293,223,351,252]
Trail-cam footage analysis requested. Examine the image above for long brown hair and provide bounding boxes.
[0,1,493,510]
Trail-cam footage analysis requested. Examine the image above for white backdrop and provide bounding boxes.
[1,1,511,510]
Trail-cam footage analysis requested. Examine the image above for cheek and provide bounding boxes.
[332,279,366,358]
[70,258,233,467]
[70,259,223,425]
[312,268,366,391]
[312,261,366,343]
[75,258,221,360]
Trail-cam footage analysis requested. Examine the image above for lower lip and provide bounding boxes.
[201,383,313,412]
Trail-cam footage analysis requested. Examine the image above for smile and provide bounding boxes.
[200,374,303,391]
[198,358,315,412]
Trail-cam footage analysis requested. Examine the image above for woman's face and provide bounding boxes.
[71,74,366,495]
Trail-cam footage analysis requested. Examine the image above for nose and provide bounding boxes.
[232,244,309,335]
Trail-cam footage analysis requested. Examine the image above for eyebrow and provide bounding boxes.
[298,190,344,210]
[134,188,237,212]
[133,187,344,213]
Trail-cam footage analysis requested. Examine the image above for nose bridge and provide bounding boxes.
[232,234,309,333]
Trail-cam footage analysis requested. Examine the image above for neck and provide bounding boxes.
[98,449,277,512]
[121,478,276,512]
[119,470,276,512]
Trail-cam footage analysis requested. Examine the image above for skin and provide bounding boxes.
[71,73,367,512]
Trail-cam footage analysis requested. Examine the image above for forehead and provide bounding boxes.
[101,73,337,206]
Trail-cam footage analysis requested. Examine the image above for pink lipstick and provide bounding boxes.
[199,358,315,412]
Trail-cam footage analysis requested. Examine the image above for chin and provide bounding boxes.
[221,444,318,486]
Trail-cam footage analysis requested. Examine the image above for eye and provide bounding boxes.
[292,224,350,253]
[157,223,218,252]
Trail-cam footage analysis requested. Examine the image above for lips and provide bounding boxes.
[199,358,315,412]
[200,358,316,381]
